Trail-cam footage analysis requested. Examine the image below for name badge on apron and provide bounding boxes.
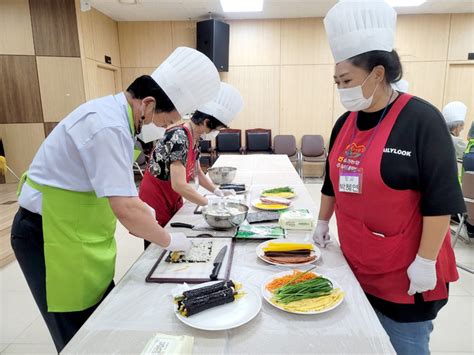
[339,168,363,194]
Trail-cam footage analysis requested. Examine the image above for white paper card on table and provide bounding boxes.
[141,333,193,355]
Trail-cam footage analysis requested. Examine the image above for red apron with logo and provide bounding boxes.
[139,125,197,227]
[329,93,458,303]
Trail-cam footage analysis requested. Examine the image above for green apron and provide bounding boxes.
[17,103,140,312]
[458,138,474,183]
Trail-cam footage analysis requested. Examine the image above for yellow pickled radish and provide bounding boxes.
[263,242,314,252]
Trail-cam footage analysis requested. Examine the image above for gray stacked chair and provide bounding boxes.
[452,171,474,273]
[300,135,326,180]
[273,134,300,175]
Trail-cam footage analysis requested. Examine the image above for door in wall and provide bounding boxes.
[96,66,117,97]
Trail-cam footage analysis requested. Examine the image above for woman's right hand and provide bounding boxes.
[166,232,192,252]
[312,220,331,248]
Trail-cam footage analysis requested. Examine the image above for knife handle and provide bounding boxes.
[210,263,222,281]
[170,222,194,229]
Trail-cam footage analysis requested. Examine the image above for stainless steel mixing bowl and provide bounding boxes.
[207,166,237,185]
[202,201,249,230]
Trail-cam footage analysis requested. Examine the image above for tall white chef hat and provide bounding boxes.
[443,101,468,123]
[151,47,220,116]
[391,79,409,93]
[197,83,244,126]
[324,0,397,63]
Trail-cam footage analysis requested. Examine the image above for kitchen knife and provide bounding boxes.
[170,222,213,231]
[209,245,227,281]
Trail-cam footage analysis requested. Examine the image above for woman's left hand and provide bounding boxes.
[407,254,437,295]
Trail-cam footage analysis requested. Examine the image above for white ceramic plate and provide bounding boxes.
[256,240,322,267]
[261,270,344,315]
[175,283,262,331]
[251,199,291,211]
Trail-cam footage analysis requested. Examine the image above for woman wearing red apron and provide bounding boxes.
[316,2,465,354]
[139,83,244,248]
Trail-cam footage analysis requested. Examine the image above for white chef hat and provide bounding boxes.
[443,101,468,123]
[391,79,409,93]
[151,47,220,116]
[324,0,397,63]
[197,82,244,126]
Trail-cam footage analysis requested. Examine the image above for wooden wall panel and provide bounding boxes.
[444,64,474,140]
[281,18,333,65]
[0,56,43,124]
[0,124,45,183]
[280,65,334,144]
[115,15,473,143]
[171,21,197,49]
[91,9,121,66]
[119,22,173,67]
[0,0,34,55]
[84,59,99,100]
[402,61,446,108]
[448,14,474,61]
[228,20,281,66]
[220,66,280,135]
[395,15,450,62]
[29,0,80,57]
[36,57,85,122]
[84,59,122,100]
[121,67,155,91]
[44,122,59,137]
[77,1,95,61]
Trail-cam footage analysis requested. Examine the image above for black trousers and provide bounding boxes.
[11,207,114,353]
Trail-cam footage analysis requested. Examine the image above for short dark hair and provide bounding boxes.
[348,50,403,84]
[191,110,227,130]
[126,75,176,113]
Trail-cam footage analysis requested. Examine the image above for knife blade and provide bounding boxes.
[209,245,227,281]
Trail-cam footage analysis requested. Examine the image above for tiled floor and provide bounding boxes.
[0,183,472,354]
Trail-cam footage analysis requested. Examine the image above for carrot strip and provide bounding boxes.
[266,270,317,293]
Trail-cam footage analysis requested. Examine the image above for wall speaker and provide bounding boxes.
[197,19,230,72]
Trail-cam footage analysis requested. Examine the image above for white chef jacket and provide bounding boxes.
[18,93,138,215]
[452,135,467,161]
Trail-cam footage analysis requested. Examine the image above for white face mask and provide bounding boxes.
[201,130,220,140]
[338,72,380,112]
[138,124,166,143]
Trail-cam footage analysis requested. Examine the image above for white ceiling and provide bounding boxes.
[90,0,474,22]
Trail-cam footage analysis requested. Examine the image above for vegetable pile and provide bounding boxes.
[266,270,344,312]
[273,276,333,304]
[261,186,295,199]
[262,186,294,194]
[266,270,316,292]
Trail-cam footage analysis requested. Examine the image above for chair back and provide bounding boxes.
[462,171,474,200]
[199,139,212,154]
[215,129,242,153]
[246,128,272,152]
[274,135,297,156]
[301,135,325,157]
